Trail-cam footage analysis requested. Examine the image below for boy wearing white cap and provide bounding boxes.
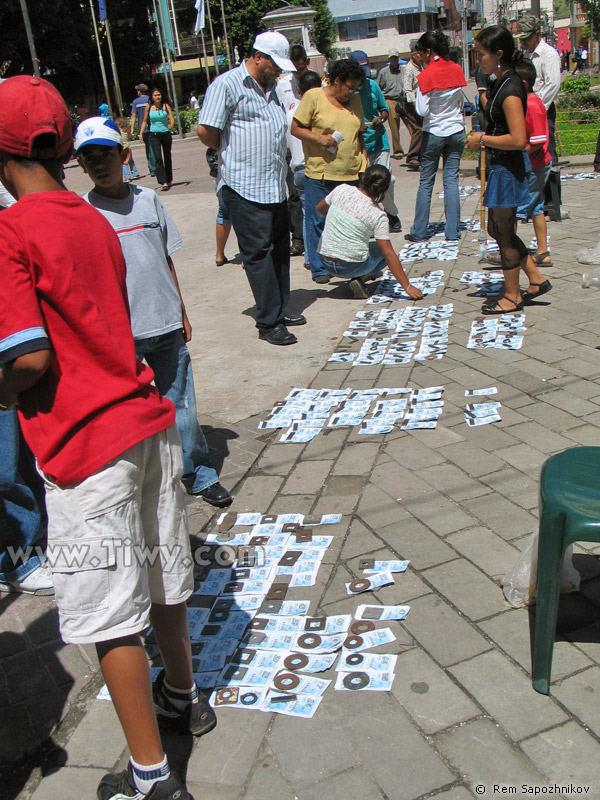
[198,31,307,346]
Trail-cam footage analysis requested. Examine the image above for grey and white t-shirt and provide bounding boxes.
[319,184,389,263]
[85,185,184,340]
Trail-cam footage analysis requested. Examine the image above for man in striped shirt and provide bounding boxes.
[197,32,306,346]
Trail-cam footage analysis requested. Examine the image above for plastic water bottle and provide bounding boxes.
[581,268,600,288]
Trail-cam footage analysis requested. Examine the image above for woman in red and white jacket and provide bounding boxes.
[405,31,467,243]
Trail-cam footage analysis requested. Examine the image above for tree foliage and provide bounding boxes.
[579,0,600,41]
[0,0,159,108]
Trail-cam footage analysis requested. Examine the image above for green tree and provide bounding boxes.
[579,0,600,41]
[0,0,158,107]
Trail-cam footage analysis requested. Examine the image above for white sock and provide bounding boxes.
[163,677,199,712]
[130,755,169,794]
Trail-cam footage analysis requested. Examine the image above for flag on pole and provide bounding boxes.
[194,0,205,33]
[97,0,107,21]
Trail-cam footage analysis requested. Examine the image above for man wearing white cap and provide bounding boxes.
[198,32,306,346]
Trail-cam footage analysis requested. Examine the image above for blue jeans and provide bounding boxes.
[123,150,139,180]
[0,409,47,582]
[135,331,218,493]
[410,129,465,242]
[321,241,386,279]
[293,167,306,247]
[304,176,359,278]
[142,129,156,174]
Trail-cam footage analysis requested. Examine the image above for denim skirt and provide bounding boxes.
[484,163,530,209]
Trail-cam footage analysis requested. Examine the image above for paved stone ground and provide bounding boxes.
[3,140,600,800]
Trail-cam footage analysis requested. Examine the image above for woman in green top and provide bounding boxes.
[139,88,175,191]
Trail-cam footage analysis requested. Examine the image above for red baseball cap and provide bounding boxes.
[0,76,73,162]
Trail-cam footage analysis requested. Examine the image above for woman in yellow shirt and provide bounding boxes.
[292,59,367,283]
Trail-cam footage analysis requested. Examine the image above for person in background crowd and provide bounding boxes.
[515,15,561,166]
[399,47,424,169]
[292,58,367,285]
[377,49,405,159]
[139,87,175,191]
[350,50,402,232]
[115,116,140,181]
[405,31,466,244]
[278,44,312,258]
[130,83,156,177]
[198,32,305,346]
[99,102,110,118]
[466,26,551,315]
[285,70,323,270]
[189,91,200,110]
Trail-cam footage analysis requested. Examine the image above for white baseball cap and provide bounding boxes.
[74,117,123,154]
[253,32,296,71]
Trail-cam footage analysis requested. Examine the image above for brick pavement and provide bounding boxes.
[4,157,600,799]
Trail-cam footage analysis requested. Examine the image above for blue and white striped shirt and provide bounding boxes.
[199,61,288,205]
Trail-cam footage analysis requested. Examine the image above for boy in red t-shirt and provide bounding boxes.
[515,59,553,268]
[0,76,212,800]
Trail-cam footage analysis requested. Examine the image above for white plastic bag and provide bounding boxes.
[502,529,581,608]
[577,236,600,267]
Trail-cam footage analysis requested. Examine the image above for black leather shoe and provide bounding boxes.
[404,233,424,243]
[290,240,304,256]
[191,482,233,507]
[282,314,306,326]
[258,324,297,345]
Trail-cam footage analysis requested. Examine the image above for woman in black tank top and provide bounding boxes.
[466,26,551,314]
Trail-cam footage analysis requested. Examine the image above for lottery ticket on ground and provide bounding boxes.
[355,604,411,621]
[335,670,395,691]
[194,671,220,690]
[261,691,323,718]
[260,600,311,616]
[465,387,498,396]
[293,632,347,653]
[210,686,269,709]
[219,664,279,686]
[283,653,338,673]
[346,569,394,594]
[336,652,398,672]
[229,648,287,671]
[270,672,331,697]
[341,627,396,652]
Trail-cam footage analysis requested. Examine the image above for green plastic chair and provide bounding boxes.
[533,446,600,695]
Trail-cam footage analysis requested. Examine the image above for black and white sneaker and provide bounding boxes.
[97,763,193,799]
[152,669,217,737]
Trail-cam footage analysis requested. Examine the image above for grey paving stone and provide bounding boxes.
[331,442,380,475]
[30,767,109,799]
[339,517,382,561]
[520,720,600,790]
[449,650,567,740]
[300,429,349,461]
[492,443,546,476]
[378,516,457,569]
[460,493,537,542]
[371,568,433,604]
[186,707,271,786]
[402,493,476,536]
[433,718,552,797]
[231,476,285,510]
[552,357,600,380]
[391,647,479,733]
[563,425,600,446]
[2,649,54,703]
[281,460,334,496]
[383,435,445,471]
[242,745,296,800]
[446,527,520,582]
[339,691,454,799]
[267,705,356,787]
[422,558,507,620]
[319,563,355,608]
[403,593,492,667]
[427,788,476,800]
[255,445,303,476]
[479,468,538,511]
[357,484,413,530]
[538,389,600,418]
[507,421,576,455]
[296,767,386,800]
[552,667,600,737]
[479,608,592,684]
[186,782,241,800]
[418,464,491,502]
[460,423,521,453]
[267,494,316,517]
[65,700,126,767]
[436,441,506,478]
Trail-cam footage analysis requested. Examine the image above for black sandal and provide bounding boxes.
[481,297,524,315]
[521,279,552,305]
